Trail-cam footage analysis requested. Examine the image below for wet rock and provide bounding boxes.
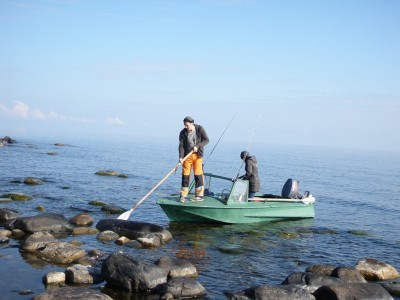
[380,280,400,297]
[355,258,400,281]
[0,229,12,238]
[65,264,94,284]
[11,229,26,239]
[0,208,20,223]
[101,204,126,214]
[20,231,58,253]
[32,287,113,300]
[43,271,66,285]
[97,230,119,241]
[72,227,98,235]
[37,241,86,264]
[115,236,131,245]
[70,213,94,226]
[88,200,108,207]
[157,257,198,278]
[137,235,162,248]
[95,170,128,178]
[162,277,206,299]
[306,264,336,276]
[0,198,13,204]
[313,282,394,300]
[24,177,44,185]
[331,266,367,283]
[0,236,9,243]
[281,272,343,293]
[101,251,168,292]
[237,284,314,300]
[1,192,33,201]
[7,213,70,234]
[96,219,172,245]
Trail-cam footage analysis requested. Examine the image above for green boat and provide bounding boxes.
[157,173,315,224]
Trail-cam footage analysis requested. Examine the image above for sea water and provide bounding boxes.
[0,137,399,300]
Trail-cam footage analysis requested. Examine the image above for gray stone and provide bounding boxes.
[38,241,86,264]
[43,272,66,285]
[162,277,206,299]
[7,213,70,234]
[96,219,172,245]
[157,256,198,278]
[101,251,168,292]
[32,287,113,300]
[0,208,20,223]
[70,213,94,226]
[20,231,58,253]
[313,282,394,300]
[65,264,94,284]
[331,266,367,283]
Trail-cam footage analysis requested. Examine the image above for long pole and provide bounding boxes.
[117,150,194,220]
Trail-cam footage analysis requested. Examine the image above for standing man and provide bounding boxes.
[179,116,209,203]
[238,151,260,198]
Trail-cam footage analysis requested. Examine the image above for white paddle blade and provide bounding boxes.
[117,209,133,220]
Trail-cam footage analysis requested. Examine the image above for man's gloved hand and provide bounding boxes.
[193,146,198,153]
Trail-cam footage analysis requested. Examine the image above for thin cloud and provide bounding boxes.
[105,117,124,125]
[0,100,95,123]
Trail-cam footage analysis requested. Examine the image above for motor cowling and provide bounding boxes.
[281,178,302,199]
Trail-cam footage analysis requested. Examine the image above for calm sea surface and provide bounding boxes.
[1,137,400,300]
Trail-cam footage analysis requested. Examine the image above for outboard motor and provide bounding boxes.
[281,178,302,199]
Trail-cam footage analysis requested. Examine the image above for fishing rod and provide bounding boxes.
[235,111,262,179]
[203,114,236,165]
[186,114,236,192]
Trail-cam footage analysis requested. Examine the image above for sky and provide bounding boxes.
[1,0,400,152]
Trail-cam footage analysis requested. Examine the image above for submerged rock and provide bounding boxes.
[95,170,128,178]
[32,287,113,300]
[24,177,44,185]
[1,192,33,201]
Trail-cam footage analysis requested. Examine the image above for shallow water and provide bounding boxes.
[1,137,400,299]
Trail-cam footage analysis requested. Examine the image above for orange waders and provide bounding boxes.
[180,152,204,198]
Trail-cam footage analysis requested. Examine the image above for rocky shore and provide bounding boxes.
[1,205,400,300]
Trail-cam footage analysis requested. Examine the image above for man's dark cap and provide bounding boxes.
[183,116,194,123]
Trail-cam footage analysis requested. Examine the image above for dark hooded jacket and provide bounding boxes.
[242,156,260,193]
[179,124,209,158]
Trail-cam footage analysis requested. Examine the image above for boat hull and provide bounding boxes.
[157,196,315,224]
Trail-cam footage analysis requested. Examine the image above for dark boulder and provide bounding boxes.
[96,219,172,244]
[0,208,20,224]
[313,282,394,300]
[5,213,70,234]
[32,287,113,300]
[101,251,168,292]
